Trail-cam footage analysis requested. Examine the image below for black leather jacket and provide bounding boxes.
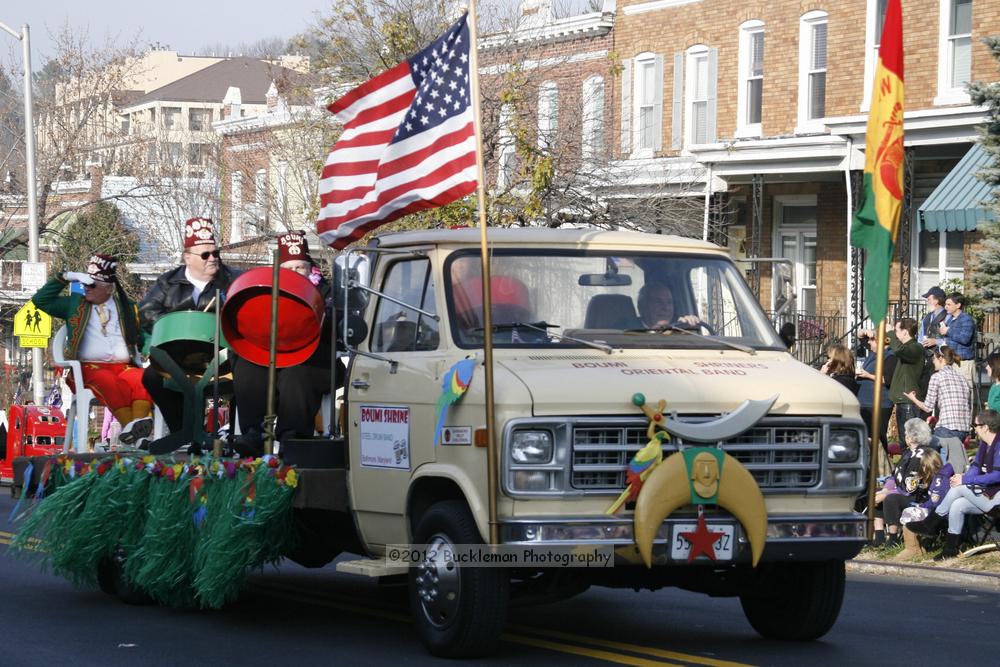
[139,264,241,333]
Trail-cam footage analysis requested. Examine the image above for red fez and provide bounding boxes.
[87,254,117,283]
[278,230,311,265]
[184,217,217,248]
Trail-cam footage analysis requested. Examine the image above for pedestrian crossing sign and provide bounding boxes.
[14,300,52,337]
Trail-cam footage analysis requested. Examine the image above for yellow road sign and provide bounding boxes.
[18,335,49,348]
[13,300,52,337]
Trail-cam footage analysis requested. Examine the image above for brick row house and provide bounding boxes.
[482,0,1000,348]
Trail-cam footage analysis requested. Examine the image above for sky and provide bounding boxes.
[1,0,336,65]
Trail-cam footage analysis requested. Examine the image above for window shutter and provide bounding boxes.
[706,47,718,143]
[653,54,664,151]
[620,58,632,154]
[671,52,683,149]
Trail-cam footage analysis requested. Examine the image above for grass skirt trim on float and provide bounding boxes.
[10,453,299,609]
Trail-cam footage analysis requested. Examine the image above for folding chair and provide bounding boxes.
[960,506,1000,558]
[51,326,96,453]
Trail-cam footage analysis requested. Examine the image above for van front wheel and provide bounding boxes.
[409,500,509,657]
[739,560,845,640]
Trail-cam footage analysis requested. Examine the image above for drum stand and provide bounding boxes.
[146,347,228,456]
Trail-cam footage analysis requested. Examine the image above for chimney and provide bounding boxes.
[265,81,279,112]
[222,86,242,119]
[519,0,553,29]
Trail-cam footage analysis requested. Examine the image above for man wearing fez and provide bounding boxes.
[33,254,153,445]
[230,230,342,457]
[139,218,239,432]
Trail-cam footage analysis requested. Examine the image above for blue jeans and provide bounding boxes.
[934,426,967,440]
[934,485,1000,535]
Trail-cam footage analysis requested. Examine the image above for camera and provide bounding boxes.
[856,336,870,358]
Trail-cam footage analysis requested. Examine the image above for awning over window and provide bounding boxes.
[918,143,996,232]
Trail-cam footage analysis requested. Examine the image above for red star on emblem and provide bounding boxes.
[679,514,725,562]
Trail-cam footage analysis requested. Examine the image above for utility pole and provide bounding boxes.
[0,20,43,404]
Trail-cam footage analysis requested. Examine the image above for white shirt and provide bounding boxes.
[185,268,209,304]
[77,297,130,363]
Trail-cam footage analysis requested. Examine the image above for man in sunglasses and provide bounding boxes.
[33,254,154,446]
[139,218,240,432]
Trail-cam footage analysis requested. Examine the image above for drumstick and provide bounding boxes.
[203,296,217,312]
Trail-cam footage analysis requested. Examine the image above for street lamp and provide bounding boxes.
[0,20,43,405]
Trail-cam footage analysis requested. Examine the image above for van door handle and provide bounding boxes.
[351,379,370,390]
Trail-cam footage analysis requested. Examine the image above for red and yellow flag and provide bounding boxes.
[850,0,904,325]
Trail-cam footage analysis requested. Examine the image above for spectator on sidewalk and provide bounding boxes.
[820,344,859,395]
[908,409,1000,560]
[986,352,1000,413]
[857,335,895,452]
[918,287,948,348]
[903,346,971,453]
[924,293,976,389]
[860,319,924,442]
[873,418,938,548]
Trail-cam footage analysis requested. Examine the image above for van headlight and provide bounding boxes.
[510,431,553,464]
[828,429,860,462]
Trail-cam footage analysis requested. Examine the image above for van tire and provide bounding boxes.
[739,560,845,640]
[104,546,153,606]
[409,500,509,657]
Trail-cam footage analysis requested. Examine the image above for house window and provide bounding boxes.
[947,0,972,88]
[737,21,764,137]
[164,142,182,164]
[230,171,244,243]
[276,161,288,223]
[163,107,181,130]
[255,169,268,225]
[686,47,710,145]
[773,195,818,316]
[916,230,965,295]
[797,11,828,132]
[862,0,889,110]
[120,116,130,134]
[188,143,208,166]
[537,81,558,150]
[636,55,658,151]
[936,0,972,105]
[582,75,605,161]
[497,103,516,189]
[189,108,212,132]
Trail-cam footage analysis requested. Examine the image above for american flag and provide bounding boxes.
[316,14,478,249]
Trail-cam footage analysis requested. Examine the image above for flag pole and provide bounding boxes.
[465,0,500,545]
[867,318,888,540]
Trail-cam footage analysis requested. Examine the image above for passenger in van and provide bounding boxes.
[453,274,540,343]
[637,283,700,330]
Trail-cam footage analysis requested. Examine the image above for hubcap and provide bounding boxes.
[414,534,461,628]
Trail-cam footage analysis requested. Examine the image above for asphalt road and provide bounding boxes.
[0,489,996,667]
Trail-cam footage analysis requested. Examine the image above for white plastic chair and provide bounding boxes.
[51,326,95,453]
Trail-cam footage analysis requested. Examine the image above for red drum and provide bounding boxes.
[221,267,325,368]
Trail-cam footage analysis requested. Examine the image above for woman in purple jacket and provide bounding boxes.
[908,409,1000,559]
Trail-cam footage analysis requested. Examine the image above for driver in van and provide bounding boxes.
[637,282,700,329]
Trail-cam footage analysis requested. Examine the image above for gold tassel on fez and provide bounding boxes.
[633,448,768,569]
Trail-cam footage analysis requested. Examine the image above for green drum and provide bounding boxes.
[149,310,229,375]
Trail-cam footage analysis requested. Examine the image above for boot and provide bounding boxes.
[907,511,946,536]
[871,529,885,547]
[884,531,901,549]
[933,533,961,561]
[893,527,925,560]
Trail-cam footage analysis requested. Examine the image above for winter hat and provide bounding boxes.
[87,254,117,283]
[184,217,217,248]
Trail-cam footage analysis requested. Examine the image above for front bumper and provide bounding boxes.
[500,513,866,565]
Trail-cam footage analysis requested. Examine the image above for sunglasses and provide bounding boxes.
[187,249,220,260]
[974,422,985,428]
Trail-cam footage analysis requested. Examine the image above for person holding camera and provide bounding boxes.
[859,318,924,444]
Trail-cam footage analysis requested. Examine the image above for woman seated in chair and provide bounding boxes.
[33,254,153,445]
[908,409,1000,560]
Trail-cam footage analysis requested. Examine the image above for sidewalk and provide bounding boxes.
[849,547,1000,590]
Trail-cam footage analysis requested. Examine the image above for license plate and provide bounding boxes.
[670,523,735,561]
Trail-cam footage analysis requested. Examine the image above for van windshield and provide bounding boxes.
[446,250,784,350]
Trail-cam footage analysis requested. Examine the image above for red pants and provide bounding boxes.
[66,363,151,412]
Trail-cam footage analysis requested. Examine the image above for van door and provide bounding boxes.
[348,256,443,547]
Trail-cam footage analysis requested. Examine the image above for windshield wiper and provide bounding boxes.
[624,325,756,355]
[474,321,614,354]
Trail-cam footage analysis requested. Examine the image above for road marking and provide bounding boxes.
[508,624,753,667]
[251,580,752,666]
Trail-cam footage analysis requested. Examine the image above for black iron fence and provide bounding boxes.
[769,302,1000,409]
